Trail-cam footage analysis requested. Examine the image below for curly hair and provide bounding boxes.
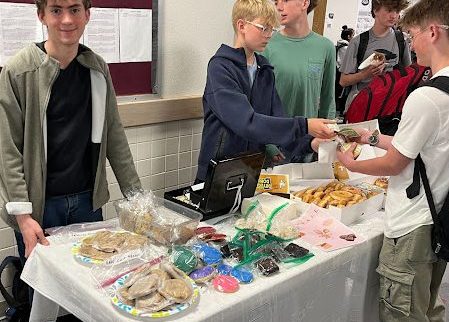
[371,0,410,18]
[400,0,449,31]
[35,0,92,13]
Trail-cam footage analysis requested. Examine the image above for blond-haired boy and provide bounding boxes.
[338,0,449,320]
[196,0,334,181]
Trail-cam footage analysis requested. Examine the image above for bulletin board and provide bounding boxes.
[0,0,157,96]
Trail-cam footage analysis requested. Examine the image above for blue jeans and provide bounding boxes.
[15,190,103,263]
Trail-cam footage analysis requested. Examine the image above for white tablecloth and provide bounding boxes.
[21,212,385,322]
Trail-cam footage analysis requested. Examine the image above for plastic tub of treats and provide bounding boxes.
[114,191,202,246]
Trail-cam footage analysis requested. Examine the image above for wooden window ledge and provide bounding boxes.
[118,96,203,127]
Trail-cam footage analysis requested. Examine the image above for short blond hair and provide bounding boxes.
[400,0,449,31]
[232,0,280,33]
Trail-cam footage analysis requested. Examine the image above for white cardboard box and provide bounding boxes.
[292,191,384,225]
[264,162,335,185]
[288,178,384,225]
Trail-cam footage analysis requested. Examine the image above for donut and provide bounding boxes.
[302,194,314,203]
[374,177,389,189]
[341,186,362,195]
[293,190,306,198]
[329,190,354,201]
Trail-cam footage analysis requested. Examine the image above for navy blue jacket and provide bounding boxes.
[196,44,313,181]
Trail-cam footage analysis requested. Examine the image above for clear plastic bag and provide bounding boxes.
[114,190,202,245]
[90,243,167,291]
[45,218,121,244]
[235,206,300,240]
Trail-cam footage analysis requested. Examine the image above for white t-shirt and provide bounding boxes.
[384,66,449,238]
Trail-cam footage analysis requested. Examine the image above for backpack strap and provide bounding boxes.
[421,76,449,94]
[405,76,449,198]
[336,43,348,54]
[356,31,370,68]
[394,29,406,66]
[406,155,449,254]
[406,78,449,253]
[0,256,22,308]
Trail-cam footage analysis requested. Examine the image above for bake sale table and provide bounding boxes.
[22,212,385,322]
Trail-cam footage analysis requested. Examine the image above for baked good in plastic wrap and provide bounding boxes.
[77,231,149,261]
[113,261,198,316]
[236,193,301,239]
[115,190,202,246]
[358,51,386,70]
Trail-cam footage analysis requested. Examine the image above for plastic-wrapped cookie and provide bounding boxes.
[117,287,135,306]
[217,263,233,275]
[128,273,161,299]
[197,244,223,265]
[158,279,193,304]
[148,268,170,281]
[230,267,254,284]
[135,292,172,312]
[189,266,216,284]
[212,275,239,293]
[171,246,198,274]
[195,226,216,236]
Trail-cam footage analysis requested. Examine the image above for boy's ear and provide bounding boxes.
[302,0,310,11]
[85,8,91,23]
[37,9,45,25]
[237,19,246,33]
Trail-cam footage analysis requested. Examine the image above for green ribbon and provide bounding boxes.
[265,202,290,232]
[243,200,260,219]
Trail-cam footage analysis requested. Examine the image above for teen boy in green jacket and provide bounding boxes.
[0,0,140,259]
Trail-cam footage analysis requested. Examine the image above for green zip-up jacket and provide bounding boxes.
[0,44,141,231]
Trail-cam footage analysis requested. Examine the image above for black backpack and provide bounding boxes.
[406,76,449,261]
[357,29,406,68]
[0,256,31,322]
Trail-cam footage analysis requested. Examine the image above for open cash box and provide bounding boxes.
[164,152,265,221]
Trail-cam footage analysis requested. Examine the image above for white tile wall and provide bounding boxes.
[0,118,204,304]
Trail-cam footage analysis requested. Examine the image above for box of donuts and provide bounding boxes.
[346,175,389,209]
[290,180,384,225]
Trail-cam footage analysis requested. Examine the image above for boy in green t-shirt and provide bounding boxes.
[196,0,335,181]
[263,0,336,119]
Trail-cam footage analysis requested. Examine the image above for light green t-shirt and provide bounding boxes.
[263,31,336,119]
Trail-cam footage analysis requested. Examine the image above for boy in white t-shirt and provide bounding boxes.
[337,0,449,320]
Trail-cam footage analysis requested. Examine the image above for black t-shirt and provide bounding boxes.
[37,42,94,197]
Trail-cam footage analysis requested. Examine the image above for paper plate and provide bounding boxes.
[71,242,105,265]
[71,231,147,265]
[110,273,200,318]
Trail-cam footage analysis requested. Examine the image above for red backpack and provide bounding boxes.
[345,64,431,135]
